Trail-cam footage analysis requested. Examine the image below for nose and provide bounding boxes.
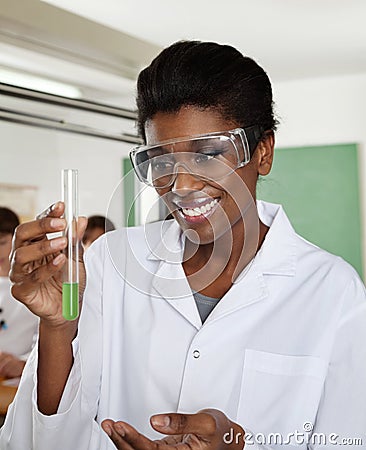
[171,165,204,196]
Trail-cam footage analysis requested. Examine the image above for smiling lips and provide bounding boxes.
[174,198,219,222]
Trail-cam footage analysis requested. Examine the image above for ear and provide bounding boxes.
[257,132,275,176]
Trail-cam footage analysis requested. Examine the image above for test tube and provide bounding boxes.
[61,169,79,321]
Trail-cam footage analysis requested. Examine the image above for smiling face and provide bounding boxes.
[145,106,274,245]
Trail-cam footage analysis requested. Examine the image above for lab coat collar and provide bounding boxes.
[146,219,184,263]
[205,202,297,324]
[147,220,202,328]
[254,201,297,277]
[147,201,297,277]
[151,261,203,329]
[147,201,297,328]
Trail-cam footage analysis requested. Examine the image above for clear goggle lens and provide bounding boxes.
[132,131,248,188]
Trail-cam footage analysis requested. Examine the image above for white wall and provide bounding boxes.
[0,120,132,227]
[272,72,366,279]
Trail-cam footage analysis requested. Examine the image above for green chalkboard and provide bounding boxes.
[257,143,363,278]
[123,157,136,227]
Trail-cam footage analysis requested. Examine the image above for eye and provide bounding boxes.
[151,156,175,172]
[194,147,225,164]
[194,153,212,164]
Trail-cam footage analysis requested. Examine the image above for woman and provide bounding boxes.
[1,41,365,450]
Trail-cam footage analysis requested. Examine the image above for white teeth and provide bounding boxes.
[182,199,218,217]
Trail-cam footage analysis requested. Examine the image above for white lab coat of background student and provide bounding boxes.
[1,201,366,450]
[0,277,39,361]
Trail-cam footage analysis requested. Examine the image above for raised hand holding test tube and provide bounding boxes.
[8,199,86,329]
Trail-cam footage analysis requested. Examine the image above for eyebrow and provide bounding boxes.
[146,146,166,157]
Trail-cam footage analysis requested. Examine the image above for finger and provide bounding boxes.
[76,217,88,260]
[155,435,182,446]
[12,217,87,267]
[77,217,88,240]
[31,202,65,243]
[10,252,53,283]
[11,237,67,268]
[101,419,114,436]
[111,421,157,450]
[101,421,135,450]
[10,246,66,283]
[36,202,64,220]
[150,412,217,437]
[13,217,66,249]
[11,253,66,300]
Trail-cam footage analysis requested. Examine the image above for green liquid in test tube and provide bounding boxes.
[62,169,79,321]
[62,282,79,320]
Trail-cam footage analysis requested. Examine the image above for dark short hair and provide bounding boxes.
[0,207,20,235]
[136,40,278,144]
[85,215,115,233]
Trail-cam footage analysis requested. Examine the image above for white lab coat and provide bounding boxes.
[0,277,39,360]
[1,201,365,450]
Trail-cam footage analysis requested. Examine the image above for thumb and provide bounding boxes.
[76,216,87,258]
[150,412,217,436]
[77,216,88,242]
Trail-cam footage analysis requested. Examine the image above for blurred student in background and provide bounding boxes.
[82,215,115,250]
[0,207,39,379]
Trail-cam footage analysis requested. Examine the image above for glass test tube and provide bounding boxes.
[61,169,79,321]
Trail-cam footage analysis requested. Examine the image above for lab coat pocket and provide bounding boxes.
[237,349,328,441]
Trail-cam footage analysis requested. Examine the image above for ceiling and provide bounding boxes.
[42,0,366,82]
[1,0,365,111]
[0,42,137,107]
[0,0,160,107]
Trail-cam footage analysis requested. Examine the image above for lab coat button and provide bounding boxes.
[193,350,200,358]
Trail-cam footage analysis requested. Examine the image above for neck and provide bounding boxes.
[183,202,269,295]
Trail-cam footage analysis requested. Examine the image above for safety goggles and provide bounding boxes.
[129,126,263,188]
